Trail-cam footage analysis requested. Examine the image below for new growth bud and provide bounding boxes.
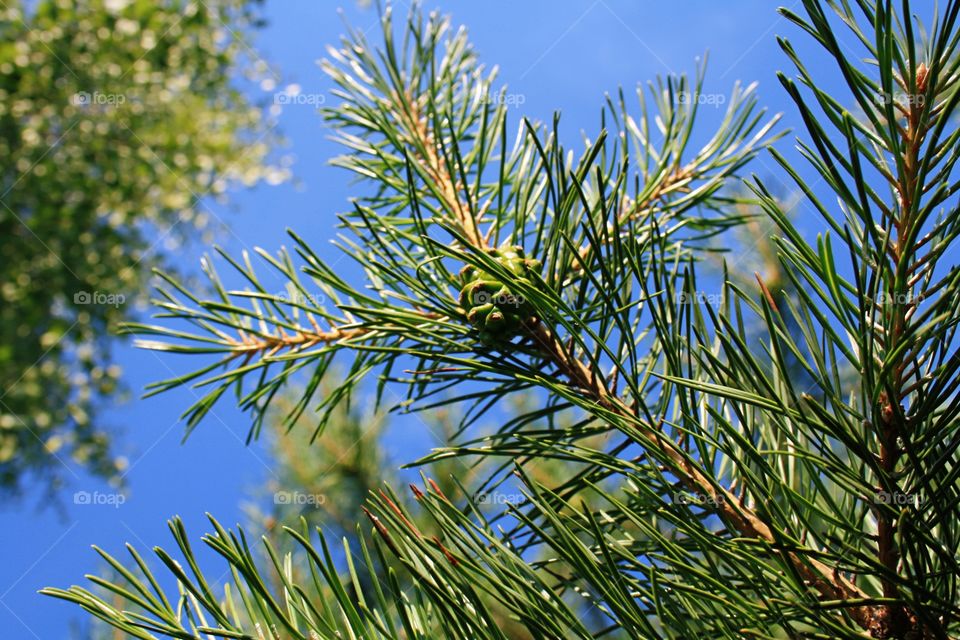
[458,245,541,344]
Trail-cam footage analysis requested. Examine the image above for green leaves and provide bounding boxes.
[43,485,599,640]
[736,0,960,633]
[122,1,779,443]
[44,514,402,640]
[46,1,960,638]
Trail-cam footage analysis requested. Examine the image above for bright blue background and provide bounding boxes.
[0,1,938,637]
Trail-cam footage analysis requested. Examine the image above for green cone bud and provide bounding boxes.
[458,245,541,344]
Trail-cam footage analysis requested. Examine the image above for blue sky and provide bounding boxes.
[0,1,939,637]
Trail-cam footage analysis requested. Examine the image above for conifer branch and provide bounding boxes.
[53,3,960,638]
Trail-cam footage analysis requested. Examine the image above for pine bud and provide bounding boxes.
[458,245,541,344]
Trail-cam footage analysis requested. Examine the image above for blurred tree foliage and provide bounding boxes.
[0,0,287,495]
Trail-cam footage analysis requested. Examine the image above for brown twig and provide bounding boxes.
[228,325,367,355]
[397,89,486,249]
[524,320,875,629]
[225,311,443,358]
[866,63,931,640]
[395,84,878,630]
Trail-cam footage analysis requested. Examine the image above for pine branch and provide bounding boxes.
[51,2,960,638]
[342,31,874,624]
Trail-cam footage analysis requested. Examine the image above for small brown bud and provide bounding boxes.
[916,63,928,93]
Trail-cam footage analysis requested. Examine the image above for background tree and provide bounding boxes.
[0,0,286,495]
[44,1,960,638]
